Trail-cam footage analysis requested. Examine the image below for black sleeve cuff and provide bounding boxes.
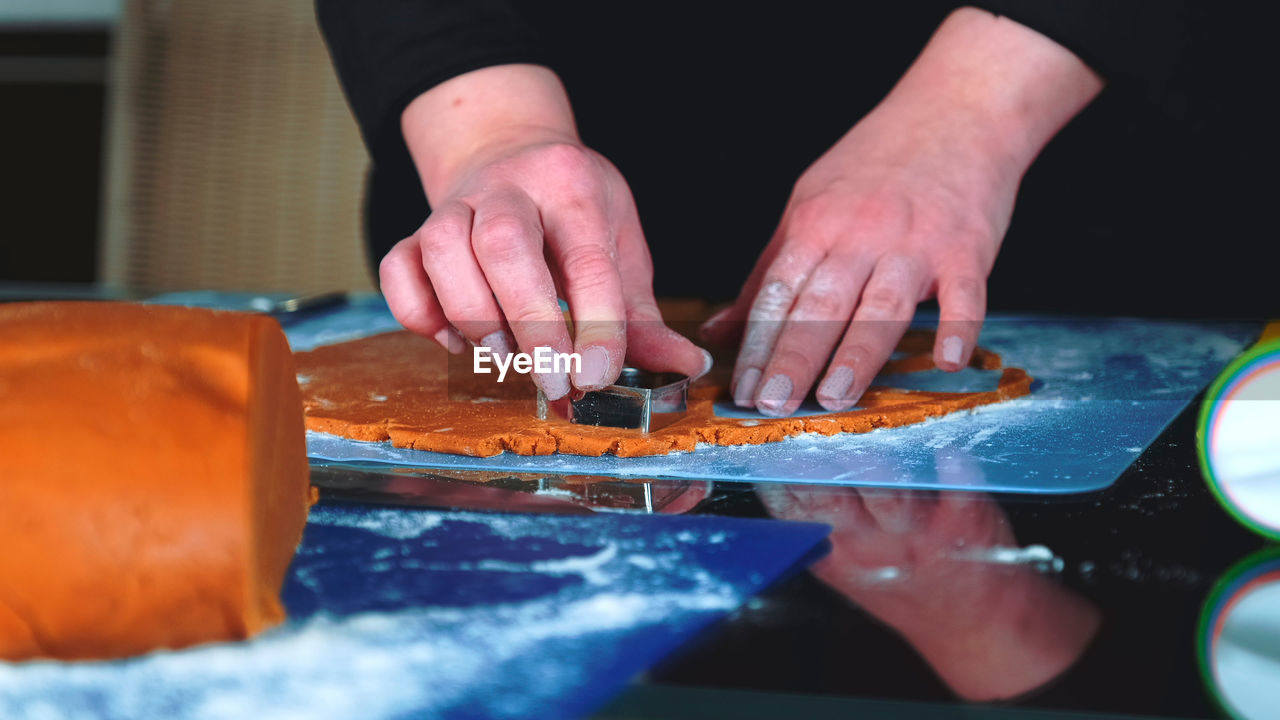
[965,1,1192,98]
[315,0,544,165]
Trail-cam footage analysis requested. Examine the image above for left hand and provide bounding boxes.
[701,8,1102,416]
[711,97,1014,416]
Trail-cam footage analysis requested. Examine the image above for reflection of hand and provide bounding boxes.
[385,64,710,400]
[757,484,1018,629]
[702,8,1101,417]
[655,481,712,515]
[758,475,1100,701]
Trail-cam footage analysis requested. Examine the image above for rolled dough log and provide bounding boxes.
[296,329,1031,458]
[0,302,313,661]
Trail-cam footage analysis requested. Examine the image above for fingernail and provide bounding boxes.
[818,365,855,404]
[842,378,864,402]
[734,367,761,407]
[433,327,465,354]
[941,336,964,366]
[694,349,714,381]
[756,374,793,416]
[538,369,571,401]
[574,345,611,389]
[480,330,515,364]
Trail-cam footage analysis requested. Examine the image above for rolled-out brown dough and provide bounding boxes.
[295,329,1032,458]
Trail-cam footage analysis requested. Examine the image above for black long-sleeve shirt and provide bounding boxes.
[316,2,1189,165]
[316,2,1269,316]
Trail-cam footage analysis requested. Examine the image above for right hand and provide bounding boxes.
[384,66,716,397]
[382,137,711,400]
[383,67,710,401]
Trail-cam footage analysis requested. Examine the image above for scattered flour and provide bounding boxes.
[477,544,620,585]
[955,544,1065,573]
[298,316,1255,493]
[309,506,444,540]
[533,486,578,499]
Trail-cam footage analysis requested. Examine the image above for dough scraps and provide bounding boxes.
[295,329,1032,458]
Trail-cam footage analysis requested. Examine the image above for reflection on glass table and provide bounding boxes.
[756,447,1100,701]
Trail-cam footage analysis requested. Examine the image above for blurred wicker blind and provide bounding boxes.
[99,0,375,293]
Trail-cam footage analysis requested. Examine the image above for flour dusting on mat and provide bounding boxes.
[302,315,1256,494]
[0,505,827,720]
[308,505,444,540]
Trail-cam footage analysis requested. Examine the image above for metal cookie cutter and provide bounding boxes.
[536,367,690,432]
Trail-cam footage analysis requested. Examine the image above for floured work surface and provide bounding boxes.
[295,329,1032,458]
[149,293,1257,493]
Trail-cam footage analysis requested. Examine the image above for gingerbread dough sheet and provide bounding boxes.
[296,330,1031,459]
[148,293,1255,492]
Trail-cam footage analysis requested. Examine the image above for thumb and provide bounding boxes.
[625,298,713,381]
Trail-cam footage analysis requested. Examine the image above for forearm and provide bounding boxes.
[876,7,1104,181]
[400,64,579,204]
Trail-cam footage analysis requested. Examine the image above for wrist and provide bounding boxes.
[885,7,1103,180]
[904,572,1100,701]
[400,64,580,202]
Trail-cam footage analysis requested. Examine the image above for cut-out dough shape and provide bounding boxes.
[296,330,1032,458]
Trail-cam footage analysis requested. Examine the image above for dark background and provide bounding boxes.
[4,4,1272,317]
[0,29,106,285]
[519,2,1273,317]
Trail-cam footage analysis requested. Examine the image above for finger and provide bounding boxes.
[543,195,627,391]
[817,254,926,411]
[657,481,712,515]
[858,489,918,534]
[730,239,826,408]
[697,305,740,347]
[752,256,871,416]
[625,298,715,380]
[470,188,575,400]
[932,272,986,372]
[757,483,874,531]
[416,200,516,360]
[379,235,465,353]
[699,229,788,346]
[614,211,712,380]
